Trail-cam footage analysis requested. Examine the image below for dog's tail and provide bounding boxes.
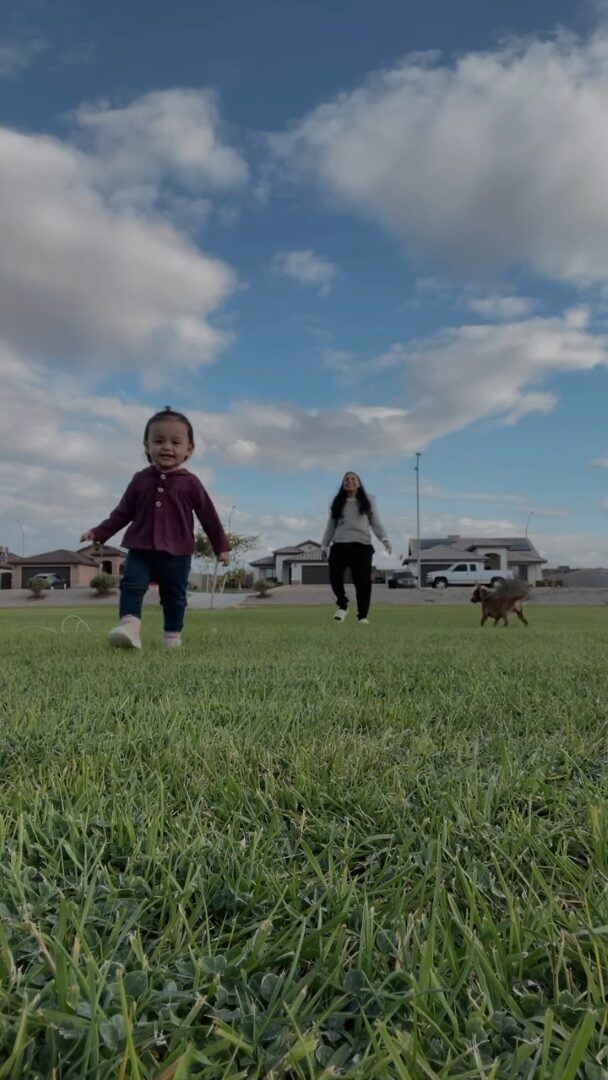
[495,576,529,600]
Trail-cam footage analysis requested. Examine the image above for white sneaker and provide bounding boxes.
[334,608,348,622]
[164,634,182,649]
[358,618,370,625]
[108,624,142,650]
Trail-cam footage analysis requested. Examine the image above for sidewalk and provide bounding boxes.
[0,588,244,610]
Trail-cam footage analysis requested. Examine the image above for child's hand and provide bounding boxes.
[219,551,231,566]
[81,530,96,542]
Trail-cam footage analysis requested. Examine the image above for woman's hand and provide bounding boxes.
[81,530,96,542]
[219,551,231,566]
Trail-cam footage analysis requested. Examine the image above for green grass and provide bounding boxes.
[1,604,608,1078]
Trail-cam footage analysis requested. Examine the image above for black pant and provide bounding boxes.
[329,542,373,619]
[120,549,191,632]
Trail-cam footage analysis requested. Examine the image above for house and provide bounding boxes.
[0,549,21,590]
[250,539,381,585]
[11,549,101,590]
[78,543,126,578]
[404,535,546,586]
[251,541,326,585]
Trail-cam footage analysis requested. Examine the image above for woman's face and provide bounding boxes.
[342,472,361,495]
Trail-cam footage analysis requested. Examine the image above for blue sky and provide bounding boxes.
[2,0,608,566]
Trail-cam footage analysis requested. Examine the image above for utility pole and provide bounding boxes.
[415,452,421,588]
[9,518,24,556]
[524,510,534,539]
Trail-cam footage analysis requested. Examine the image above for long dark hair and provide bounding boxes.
[330,472,372,520]
[143,405,194,463]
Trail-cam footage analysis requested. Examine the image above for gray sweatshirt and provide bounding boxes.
[322,496,389,548]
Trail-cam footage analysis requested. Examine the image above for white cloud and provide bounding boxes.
[0,37,45,78]
[468,295,536,319]
[406,481,568,518]
[0,112,240,371]
[1,303,606,554]
[75,89,248,213]
[273,30,608,285]
[533,530,608,567]
[402,307,605,438]
[592,455,608,467]
[323,308,607,439]
[272,249,339,294]
[0,354,604,568]
[324,348,357,375]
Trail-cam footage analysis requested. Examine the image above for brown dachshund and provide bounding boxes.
[470,584,529,627]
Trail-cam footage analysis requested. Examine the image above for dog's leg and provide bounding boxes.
[503,616,509,626]
[517,610,528,626]
[481,612,488,626]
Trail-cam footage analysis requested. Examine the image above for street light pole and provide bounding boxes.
[525,510,534,539]
[227,505,236,536]
[9,518,24,556]
[415,452,421,588]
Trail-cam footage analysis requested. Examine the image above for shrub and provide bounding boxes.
[90,572,118,597]
[253,580,272,599]
[28,576,49,599]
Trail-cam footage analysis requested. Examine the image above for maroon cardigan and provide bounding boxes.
[92,466,229,556]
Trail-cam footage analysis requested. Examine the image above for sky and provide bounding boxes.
[2,0,608,568]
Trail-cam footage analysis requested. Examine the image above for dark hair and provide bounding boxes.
[330,472,372,520]
[143,405,194,463]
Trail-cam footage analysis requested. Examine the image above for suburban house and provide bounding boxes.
[404,535,546,586]
[251,541,329,585]
[250,540,383,585]
[0,550,21,590]
[78,544,126,578]
[4,545,127,589]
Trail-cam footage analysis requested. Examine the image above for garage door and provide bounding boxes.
[23,565,71,587]
[301,565,354,585]
[301,564,330,584]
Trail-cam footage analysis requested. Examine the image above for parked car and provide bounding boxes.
[27,573,68,590]
[426,562,512,589]
[387,570,418,589]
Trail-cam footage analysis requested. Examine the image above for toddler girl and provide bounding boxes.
[81,406,230,649]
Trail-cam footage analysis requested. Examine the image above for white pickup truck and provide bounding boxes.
[426,562,513,589]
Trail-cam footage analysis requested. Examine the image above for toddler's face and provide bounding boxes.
[146,418,193,471]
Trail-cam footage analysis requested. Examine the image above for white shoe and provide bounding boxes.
[358,618,370,625]
[108,624,142,650]
[164,635,182,649]
[334,608,348,621]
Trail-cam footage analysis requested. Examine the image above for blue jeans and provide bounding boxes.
[120,550,191,632]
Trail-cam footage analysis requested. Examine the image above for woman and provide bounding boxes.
[321,472,391,624]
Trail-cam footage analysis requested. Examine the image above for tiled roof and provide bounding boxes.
[17,548,99,566]
[283,550,327,563]
[406,544,475,561]
[410,536,544,561]
[274,540,321,555]
[249,555,275,567]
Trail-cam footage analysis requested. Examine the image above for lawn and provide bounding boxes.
[1,604,608,1078]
